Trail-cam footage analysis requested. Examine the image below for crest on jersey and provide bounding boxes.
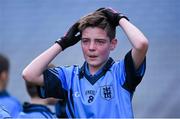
[100,85,114,100]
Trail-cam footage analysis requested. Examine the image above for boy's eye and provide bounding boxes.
[82,39,89,44]
[98,40,105,43]
[82,39,88,43]
[96,40,106,44]
[82,40,88,42]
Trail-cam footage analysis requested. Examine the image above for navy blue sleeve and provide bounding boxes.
[122,50,146,93]
[38,69,67,99]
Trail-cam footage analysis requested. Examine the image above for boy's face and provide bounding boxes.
[81,27,117,70]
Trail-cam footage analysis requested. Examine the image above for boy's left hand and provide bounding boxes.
[56,22,81,50]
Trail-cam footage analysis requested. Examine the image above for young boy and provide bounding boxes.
[0,53,22,117]
[22,8,148,118]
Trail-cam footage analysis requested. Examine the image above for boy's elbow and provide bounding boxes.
[136,38,149,52]
[22,69,33,82]
[141,39,149,51]
[22,69,44,86]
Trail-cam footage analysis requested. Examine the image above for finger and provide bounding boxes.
[66,22,79,37]
[76,34,81,40]
[106,7,118,13]
[96,7,105,12]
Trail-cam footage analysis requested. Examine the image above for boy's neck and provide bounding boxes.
[88,59,109,75]
[0,84,6,92]
[30,98,48,105]
[88,66,99,75]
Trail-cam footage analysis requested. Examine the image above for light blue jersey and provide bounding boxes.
[18,102,56,118]
[0,90,22,117]
[0,105,11,118]
[39,51,146,118]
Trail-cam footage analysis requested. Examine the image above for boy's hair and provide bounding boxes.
[0,54,9,74]
[78,11,116,40]
[25,81,38,98]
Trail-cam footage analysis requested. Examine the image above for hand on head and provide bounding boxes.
[56,22,81,50]
[95,7,129,27]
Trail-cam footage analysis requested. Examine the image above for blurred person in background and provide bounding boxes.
[18,80,58,118]
[47,63,67,118]
[0,53,22,117]
[18,63,58,118]
[0,105,11,118]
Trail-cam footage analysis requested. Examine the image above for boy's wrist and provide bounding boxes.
[55,40,63,49]
[55,37,68,51]
[53,41,63,53]
[117,14,129,22]
[118,17,129,26]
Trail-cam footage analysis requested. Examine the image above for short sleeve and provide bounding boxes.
[38,67,67,99]
[122,50,146,93]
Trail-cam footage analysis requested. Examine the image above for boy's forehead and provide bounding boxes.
[82,27,109,39]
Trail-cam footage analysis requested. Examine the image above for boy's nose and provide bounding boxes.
[89,42,96,51]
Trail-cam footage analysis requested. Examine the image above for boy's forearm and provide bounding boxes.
[119,18,148,69]
[22,43,62,85]
[119,18,148,51]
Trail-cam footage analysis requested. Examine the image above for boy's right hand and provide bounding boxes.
[56,22,81,50]
[96,7,129,27]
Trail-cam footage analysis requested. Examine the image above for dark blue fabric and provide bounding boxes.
[41,69,66,99]
[123,50,146,93]
[18,102,56,118]
[40,69,68,118]
[55,100,67,118]
[0,90,9,97]
[79,57,115,85]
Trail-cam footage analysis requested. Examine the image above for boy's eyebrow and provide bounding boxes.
[81,38,90,41]
[81,37,89,39]
[82,37,108,41]
[95,38,107,41]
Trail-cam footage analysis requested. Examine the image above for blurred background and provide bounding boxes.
[0,0,180,117]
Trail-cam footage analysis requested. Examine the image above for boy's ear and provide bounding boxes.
[110,38,117,51]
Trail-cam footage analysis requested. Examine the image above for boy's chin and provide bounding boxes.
[87,61,102,69]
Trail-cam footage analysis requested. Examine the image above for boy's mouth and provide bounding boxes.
[88,55,98,59]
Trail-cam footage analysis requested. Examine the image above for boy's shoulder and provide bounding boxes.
[18,102,56,118]
[0,91,21,106]
[111,59,125,68]
[54,64,80,74]
[63,64,79,68]
[57,64,81,69]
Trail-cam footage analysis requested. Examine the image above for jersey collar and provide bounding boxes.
[79,57,115,85]
[0,90,9,97]
[23,102,54,114]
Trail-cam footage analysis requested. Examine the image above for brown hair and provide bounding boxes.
[78,11,116,40]
[25,81,38,98]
